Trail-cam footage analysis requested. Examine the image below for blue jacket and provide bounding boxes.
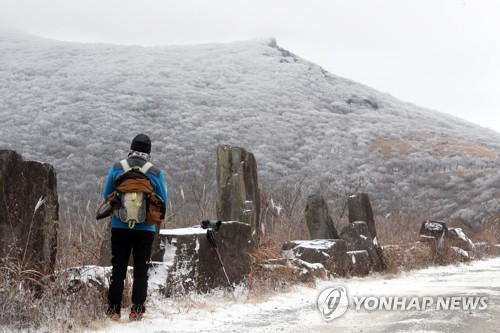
[103,157,168,232]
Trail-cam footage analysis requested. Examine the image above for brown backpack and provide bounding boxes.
[96,160,165,228]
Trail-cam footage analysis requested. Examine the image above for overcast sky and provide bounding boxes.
[1,0,499,133]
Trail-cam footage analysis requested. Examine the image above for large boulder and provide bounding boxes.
[216,145,260,245]
[418,220,448,245]
[65,265,113,295]
[282,239,347,277]
[0,150,58,275]
[346,250,370,277]
[339,221,384,272]
[304,194,339,239]
[444,227,475,261]
[448,228,475,253]
[347,193,377,239]
[153,221,253,295]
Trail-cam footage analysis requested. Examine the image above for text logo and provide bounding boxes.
[316,286,349,321]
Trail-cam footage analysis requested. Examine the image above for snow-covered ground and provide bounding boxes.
[94,257,500,333]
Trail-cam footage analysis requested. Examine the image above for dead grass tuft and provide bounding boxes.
[246,240,297,296]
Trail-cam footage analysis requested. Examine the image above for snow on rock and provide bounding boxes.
[448,227,475,253]
[451,246,470,258]
[66,265,114,294]
[339,221,385,273]
[154,221,253,295]
[282,239,348,277]
[258,258,327,283]
[426,222,446,231]
[419,220,448,238]
[346,250,370,277]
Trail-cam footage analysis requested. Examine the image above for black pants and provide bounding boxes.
[107,228,154,315]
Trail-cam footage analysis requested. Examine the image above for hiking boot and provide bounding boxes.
[129,311,143,321]
[108,313,121,321]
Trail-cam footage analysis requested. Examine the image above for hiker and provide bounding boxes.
[102,133,168,321]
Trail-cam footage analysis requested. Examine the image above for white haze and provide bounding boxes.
[0,0,499,133]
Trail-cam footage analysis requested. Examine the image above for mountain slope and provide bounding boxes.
[1,31,499,227]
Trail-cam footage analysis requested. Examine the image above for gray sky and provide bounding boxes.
[1,0,499,133]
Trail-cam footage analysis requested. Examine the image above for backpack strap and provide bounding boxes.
[120,159,153,174]
[141,162,153,174]
[120,159,131,172]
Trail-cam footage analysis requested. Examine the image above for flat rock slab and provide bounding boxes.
[282,239,348,277]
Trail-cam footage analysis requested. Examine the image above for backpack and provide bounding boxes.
[96,160,165,228]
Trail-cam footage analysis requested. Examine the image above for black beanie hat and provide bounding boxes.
[130,134,151,154]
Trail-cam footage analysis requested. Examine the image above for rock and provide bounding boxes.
[304,194,339,239]
[216,145,260,246]
[418,220,448,245]
[65,265,113,295]
[339,221,384,272]
[154,221,253,295]
[282,239,347,277]
[0,150,58,275]
[258,258,327,285]
[346,250,370,277]
[449,246,472,261]
[347,193,377,239]
[448,228,475,254]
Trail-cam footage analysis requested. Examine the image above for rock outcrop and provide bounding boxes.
[304,194,339,239]
[418,220,448,245]
[346,193,386,271]
[347,193,377,239]
[153,221,253,295]
[346,250,371,277]
[339,221,384,273]
[448,228,475,253]
[282,239,347,277]
[0,150,58,275]
[216,145,260,245]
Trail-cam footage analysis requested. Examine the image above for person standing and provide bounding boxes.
[103,133,168,321]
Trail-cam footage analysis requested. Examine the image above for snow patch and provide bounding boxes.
[289,239,339,251]
[451,246,469,257]
[163,237,177,266]
[160,227,207,235]
[424,222,445,231]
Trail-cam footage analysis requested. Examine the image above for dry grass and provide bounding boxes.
[473,217,500,244]
[0,258,107,332]
[246,240,292,296]
[378,212,500,274]
[373,132,498,159]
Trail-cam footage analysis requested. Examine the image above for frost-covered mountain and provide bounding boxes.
[1,30,499,227]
